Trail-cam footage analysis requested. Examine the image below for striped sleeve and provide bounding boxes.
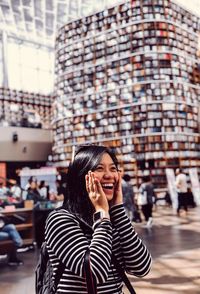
[109,204,152,277]
[45,210,113,284]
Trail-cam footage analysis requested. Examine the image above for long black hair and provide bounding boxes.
[63,145,118,224]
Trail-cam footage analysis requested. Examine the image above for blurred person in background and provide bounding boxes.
[0,213,23,266]
[55,179,65,202]
[175,168,188,216]
[49,180,65,203]
[9,180,22,202]
[24,176,34,191]
[0,182,9,205]
[38,180,49,200]
[122,174,141,223]
[139,175,155,228]
[0,181,22,206]
[26,180,43,204]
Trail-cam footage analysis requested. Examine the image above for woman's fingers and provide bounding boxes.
[85,174,89,193]
[86,171,97,195]
[86,171,109,211]
[91,172,97,194]
[86,171,102,198]
[95,178,104,196]
[112,171,123,206]
[88,171,95,193]
[117,171,122,186]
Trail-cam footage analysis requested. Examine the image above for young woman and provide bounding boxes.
[45,145,152,293]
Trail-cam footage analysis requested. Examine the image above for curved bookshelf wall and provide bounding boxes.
[53,0,200,188]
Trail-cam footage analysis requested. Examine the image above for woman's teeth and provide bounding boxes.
[101,183,113,190]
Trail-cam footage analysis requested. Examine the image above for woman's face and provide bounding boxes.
[93,152,119,201]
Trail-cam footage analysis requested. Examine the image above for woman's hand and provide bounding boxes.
[85,171,109,212]
[109,171,123,207]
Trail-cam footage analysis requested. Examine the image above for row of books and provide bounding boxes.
[0,88,52,105]
[57,0,198,45]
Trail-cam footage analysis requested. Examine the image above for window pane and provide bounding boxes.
[38,50,51,70]
[20,45,37,68]
[8,63,21,90]
[21,67,38,92]
[7,42,20,64]
[38,70,54,94]
[6,39,54,94]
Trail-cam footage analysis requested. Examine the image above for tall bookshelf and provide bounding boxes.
[52,0,200,188]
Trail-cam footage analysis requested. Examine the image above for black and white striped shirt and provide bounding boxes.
[45,204,152,293]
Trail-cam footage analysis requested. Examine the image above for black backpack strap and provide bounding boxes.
[53,261,65,292]
[84,249,97,294]
[111,254,136,294]
[75,217,97,293]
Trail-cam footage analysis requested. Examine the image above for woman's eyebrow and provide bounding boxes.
[97,163,116,166]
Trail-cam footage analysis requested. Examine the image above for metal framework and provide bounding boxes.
[0,0,123,48]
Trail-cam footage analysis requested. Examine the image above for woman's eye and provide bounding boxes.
[95,166,103,171]
[111,167,117,171]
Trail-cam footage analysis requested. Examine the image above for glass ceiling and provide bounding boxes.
[0,0,199,48]
[0,0,123,48]
[0,0,199,94]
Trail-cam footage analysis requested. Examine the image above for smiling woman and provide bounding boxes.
[61,145,120,223]
[44,145,152,293]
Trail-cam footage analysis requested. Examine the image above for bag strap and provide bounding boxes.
[84,249,97,294]
[112,254,136,294]
[54,261,65,292]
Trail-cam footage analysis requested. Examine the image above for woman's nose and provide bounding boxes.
[103,170,112,178]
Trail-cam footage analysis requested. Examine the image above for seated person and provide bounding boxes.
[26,181,43,204]
[0,182,9,206]
[0,182,9,197]
[0,213,23,266]
[0,182,19,207]
[9,180,22,202]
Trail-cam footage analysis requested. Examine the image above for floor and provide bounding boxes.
[0,205,200,294]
